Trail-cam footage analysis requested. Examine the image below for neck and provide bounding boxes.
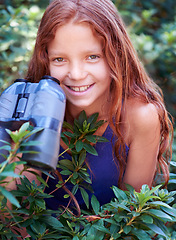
[65,101,110,125]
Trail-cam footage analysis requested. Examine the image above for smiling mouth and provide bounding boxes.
[67,84,93,92]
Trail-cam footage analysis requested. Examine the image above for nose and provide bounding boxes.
[68,62,87,81]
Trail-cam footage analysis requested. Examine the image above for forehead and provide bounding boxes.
[48,21,104,54]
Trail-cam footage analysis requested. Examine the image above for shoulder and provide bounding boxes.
[122,97,160,146]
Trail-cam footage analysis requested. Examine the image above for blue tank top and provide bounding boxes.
[42,125,129,210]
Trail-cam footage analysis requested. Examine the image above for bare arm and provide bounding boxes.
[122,99,160,191]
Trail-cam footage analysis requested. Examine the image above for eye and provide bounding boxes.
[55,57,64,62]
[88,55,100,60]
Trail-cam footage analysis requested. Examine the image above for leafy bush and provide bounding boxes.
[0,4,45,91]
[113,0,176,117]
[0,112,176,239]
[0,1,176,237]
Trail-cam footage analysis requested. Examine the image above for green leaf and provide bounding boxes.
[93,225,110,234]
[36,175,48,187]
[24,127,43,139]
[72,184,79,195]
[123,225,131,234]
[63,131,74,138]
[78,150,86,166]
[94,120,105,129]
[0,139,11,145]
[91,195,100,215]
[42,216,64,229]
[78,110,87,126]
[148,184,162,195]
[95,136,109,143]
[150,201,174,209]
[161,206,176,217]
[170,161,176,167]
[71,177,77,185]
[131,228,151,240]
[30,222,46,235]
[69,143,75,149]
[83,119,88,131]
[61,135,69,146]
[42,171,55,179]
[62,121,74,131]
[140,195,160,207]
[147,209,172,221]
[18,150,39,154]
[73,172,78,179]
[87,112,99,124]
[78,170,92,184]
[0,171,21,178]
[8,123,31,141]
[74,118,81,130]
[110,202,131,212]
[59,159,74,171]
[111,186,128,201]
[169,179,176,184]
[0,145,11,151]
[20,140,42,146]
[80,187,89,209]
[75,140,84,152]
[35,198,45,209]
[85,135,97,143]
[5,129,19,142]
[19,121,30,133]
[60,170,72,175]
[145,223,167,237]
[83,142,98,156]
[140,214,153,224]
[0,186,20,208]
[73,236,79,240]
[20,218,33,228]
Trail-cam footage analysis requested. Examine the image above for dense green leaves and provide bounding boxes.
[0,4,46,92]
[0,110,176,239]
[113,0,176,118]
[1,0,176,118]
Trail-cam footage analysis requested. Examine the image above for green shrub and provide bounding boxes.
[0,112,176,239]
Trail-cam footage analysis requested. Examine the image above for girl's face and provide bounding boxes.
[48,21,111,117]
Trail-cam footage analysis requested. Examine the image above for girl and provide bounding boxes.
[25,0,173,209]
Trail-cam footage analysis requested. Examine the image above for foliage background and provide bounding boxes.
[0,0,176,237]
[0,0,176,203]
[0,0,176,117]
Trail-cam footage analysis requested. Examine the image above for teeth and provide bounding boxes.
[70,85,90,92]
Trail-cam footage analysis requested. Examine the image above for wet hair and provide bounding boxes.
[26,0,173,187]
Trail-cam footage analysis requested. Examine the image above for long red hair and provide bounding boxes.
[26,0,173,187]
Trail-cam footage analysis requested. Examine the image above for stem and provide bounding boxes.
[0,141,20,174]
[118,206,142,235]
[0,151,13,173]
[59,147,70,157]
[48,172,74,195]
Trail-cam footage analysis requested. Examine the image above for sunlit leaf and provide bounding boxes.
[147,209,172,221]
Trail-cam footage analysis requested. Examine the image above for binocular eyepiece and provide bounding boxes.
[0,75,66,171]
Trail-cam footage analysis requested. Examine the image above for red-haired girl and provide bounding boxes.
[25,0,173,209]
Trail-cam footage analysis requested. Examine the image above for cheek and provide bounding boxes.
[98,63,111,82]
[49,65,67,83]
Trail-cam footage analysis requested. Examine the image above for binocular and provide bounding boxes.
[0,75,66,171]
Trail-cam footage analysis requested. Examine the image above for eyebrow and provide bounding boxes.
[48,47,103,56]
